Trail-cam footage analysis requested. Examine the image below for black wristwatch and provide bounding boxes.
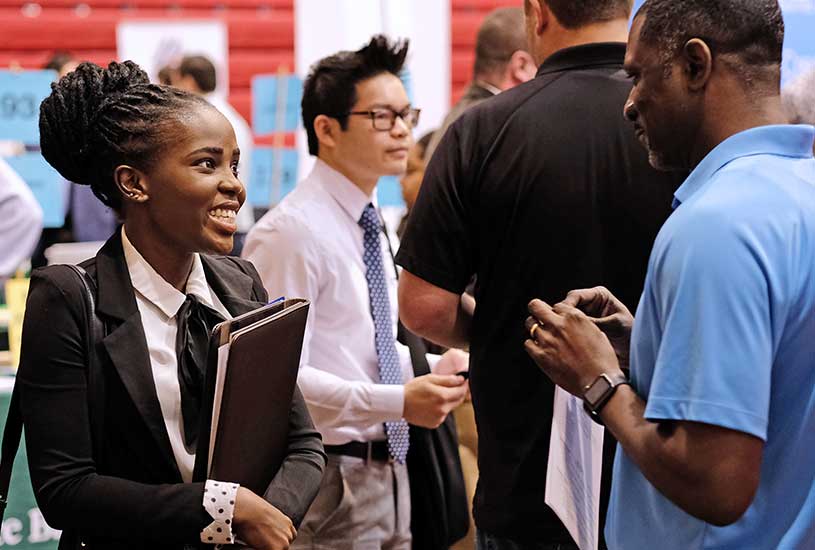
[582,373,630,424]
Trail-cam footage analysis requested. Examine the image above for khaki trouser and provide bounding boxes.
[292,454,411,550]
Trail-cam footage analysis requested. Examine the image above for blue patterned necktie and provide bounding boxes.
[358,203,409,463]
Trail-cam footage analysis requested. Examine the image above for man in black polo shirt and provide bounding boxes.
[396,1,681,548]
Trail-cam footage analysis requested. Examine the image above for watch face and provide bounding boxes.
[585,376,612,405]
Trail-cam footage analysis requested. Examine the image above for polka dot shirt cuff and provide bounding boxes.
[200,479,239,546]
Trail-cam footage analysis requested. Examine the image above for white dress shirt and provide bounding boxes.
[121,229,236,545]
[0,158,43,282]
[243,159,436,445]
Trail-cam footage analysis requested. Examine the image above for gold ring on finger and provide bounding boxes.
[529,321,543,341]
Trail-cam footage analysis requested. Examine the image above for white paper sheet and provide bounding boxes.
[545,386,605,550]
[207,343,230,474]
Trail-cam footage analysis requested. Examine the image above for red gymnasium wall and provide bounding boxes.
[0,0,516,122]
[0,0,295,123]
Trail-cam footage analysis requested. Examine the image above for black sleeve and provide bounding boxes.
[17,269,210,542]
[395,118,476,294]
[261,386,326,528]
[228,256,270,303]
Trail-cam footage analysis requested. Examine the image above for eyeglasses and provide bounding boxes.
[345,107,421,131]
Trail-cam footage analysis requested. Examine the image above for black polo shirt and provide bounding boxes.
[396,43,681,542]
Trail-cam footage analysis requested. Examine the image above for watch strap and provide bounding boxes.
[583,372,629,424]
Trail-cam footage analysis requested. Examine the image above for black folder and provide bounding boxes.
[193,299,310,495]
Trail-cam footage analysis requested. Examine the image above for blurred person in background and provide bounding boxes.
[173,55,255,253]
[43,50,78,79]
[0,158,43,291]
[425,6,536,160]
[397,130,434,238]
[157,65,177,86]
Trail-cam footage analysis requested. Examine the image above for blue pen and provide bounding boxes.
[268,296,285,305]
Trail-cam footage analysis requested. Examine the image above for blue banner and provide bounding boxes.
[248,147,299,207]
[252,75,303,135]
[5,153,67,229]
[632,0,815,86]
[377,176,404,208]
[0,70,56,144]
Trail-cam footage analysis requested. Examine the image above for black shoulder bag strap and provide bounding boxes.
[379,209,470,548]
[0,265,105,521]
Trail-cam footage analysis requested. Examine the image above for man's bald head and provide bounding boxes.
[474,7,529,79]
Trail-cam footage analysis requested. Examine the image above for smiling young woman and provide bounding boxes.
[113,100,245,289]
[16,60,325,550]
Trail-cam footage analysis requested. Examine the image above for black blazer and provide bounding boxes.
[17,232,326,549]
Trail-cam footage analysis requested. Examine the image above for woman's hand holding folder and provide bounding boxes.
[233,487,297,549]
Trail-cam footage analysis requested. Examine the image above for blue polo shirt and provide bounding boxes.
[605,125,815,549]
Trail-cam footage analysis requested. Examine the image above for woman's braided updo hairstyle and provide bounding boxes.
[39,60,207,211]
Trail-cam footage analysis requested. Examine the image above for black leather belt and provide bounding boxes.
[324,441,391,463]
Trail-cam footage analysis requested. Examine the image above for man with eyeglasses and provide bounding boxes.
[243,35,469,550]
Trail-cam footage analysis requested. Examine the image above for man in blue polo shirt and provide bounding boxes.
[524,0,815,548]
